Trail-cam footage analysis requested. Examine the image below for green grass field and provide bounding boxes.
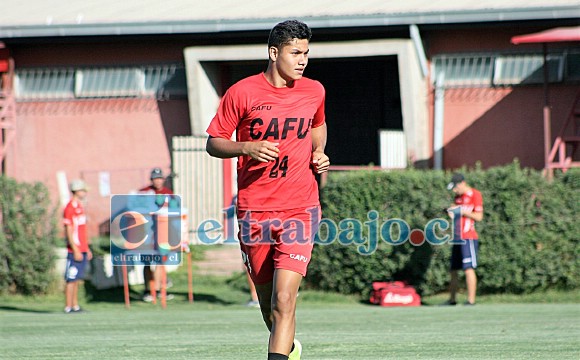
[1,270,579,360]
[1,301,578,359]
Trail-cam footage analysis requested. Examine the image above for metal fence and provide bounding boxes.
[172,136,225,244]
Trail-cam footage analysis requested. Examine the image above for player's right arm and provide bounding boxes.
[206,136,279,163]
[206,80,279,163]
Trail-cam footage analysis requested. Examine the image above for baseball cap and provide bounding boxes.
[447,173,465,190]
[150,168,164,179]
[70,179,88,192]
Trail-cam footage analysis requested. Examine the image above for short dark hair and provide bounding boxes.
[268,20,312,49]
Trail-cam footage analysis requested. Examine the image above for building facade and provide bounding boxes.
[1,1,579,238]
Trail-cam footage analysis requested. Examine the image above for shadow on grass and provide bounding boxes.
[84,282,237,306]
[185,292,237,306]
[84,282,135,303]
[0,306,56,314]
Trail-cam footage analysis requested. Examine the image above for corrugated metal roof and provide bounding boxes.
[1,0,579,38]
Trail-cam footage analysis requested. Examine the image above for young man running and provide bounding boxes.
[206,19,329,360]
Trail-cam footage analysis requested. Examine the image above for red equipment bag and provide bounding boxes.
[369,281,421,307]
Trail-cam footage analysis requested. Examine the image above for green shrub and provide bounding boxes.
[305,162,580,297]
[0,176,59,295]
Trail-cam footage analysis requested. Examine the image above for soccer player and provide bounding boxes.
[206,20,329,360]
[63,179,92,313]
[446,173,483,306]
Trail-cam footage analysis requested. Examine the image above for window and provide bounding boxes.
[15,68,75,100]
[432,56,493,87]
[432,51,574,89]
[493,54,563,86]
[75,68,145,98]
[15,64,187,101]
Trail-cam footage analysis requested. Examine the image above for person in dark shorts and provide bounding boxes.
[63,179,92,313]
[446,173,483,306]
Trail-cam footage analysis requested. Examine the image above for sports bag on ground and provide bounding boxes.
[369,281,421,307]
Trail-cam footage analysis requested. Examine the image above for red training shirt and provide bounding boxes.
[207,73,326,211]
[63,199,89,253]
[454,188,483,240]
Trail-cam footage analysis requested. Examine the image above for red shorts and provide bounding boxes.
[237,206,321,285]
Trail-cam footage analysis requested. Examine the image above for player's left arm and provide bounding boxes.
[311,123,329,174]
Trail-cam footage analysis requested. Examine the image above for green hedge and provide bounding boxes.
[0,176,59,295]
[305,163,580,297]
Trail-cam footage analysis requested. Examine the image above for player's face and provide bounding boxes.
[74,190,87,200]
[452,182,466,195]
[152,178,165,190]
[272,38,309,83]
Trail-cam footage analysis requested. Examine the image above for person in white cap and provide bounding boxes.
[63,179,92,313]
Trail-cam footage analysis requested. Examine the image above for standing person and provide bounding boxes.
[206,19,329,360]
[446,173,483,306]
[245,268,260,308]
[139,167,174,302]
[63,179,92,313]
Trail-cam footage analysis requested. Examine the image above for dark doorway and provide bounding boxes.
[308,56,402,165]
[218,55,403,166]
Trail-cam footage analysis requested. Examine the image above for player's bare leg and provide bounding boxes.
[268,269,302,355]
[465,268,477,304]
[255,281,274,330]
[449,270,459,303]
[154,266,163,291]
[72,281,80,308]
[65,282,74,310]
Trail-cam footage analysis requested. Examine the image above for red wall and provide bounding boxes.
[10,98,190,239]
[11,41,189,67]
[442,86,578,169]
[426,25,580,169]
[4,40,192,239]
